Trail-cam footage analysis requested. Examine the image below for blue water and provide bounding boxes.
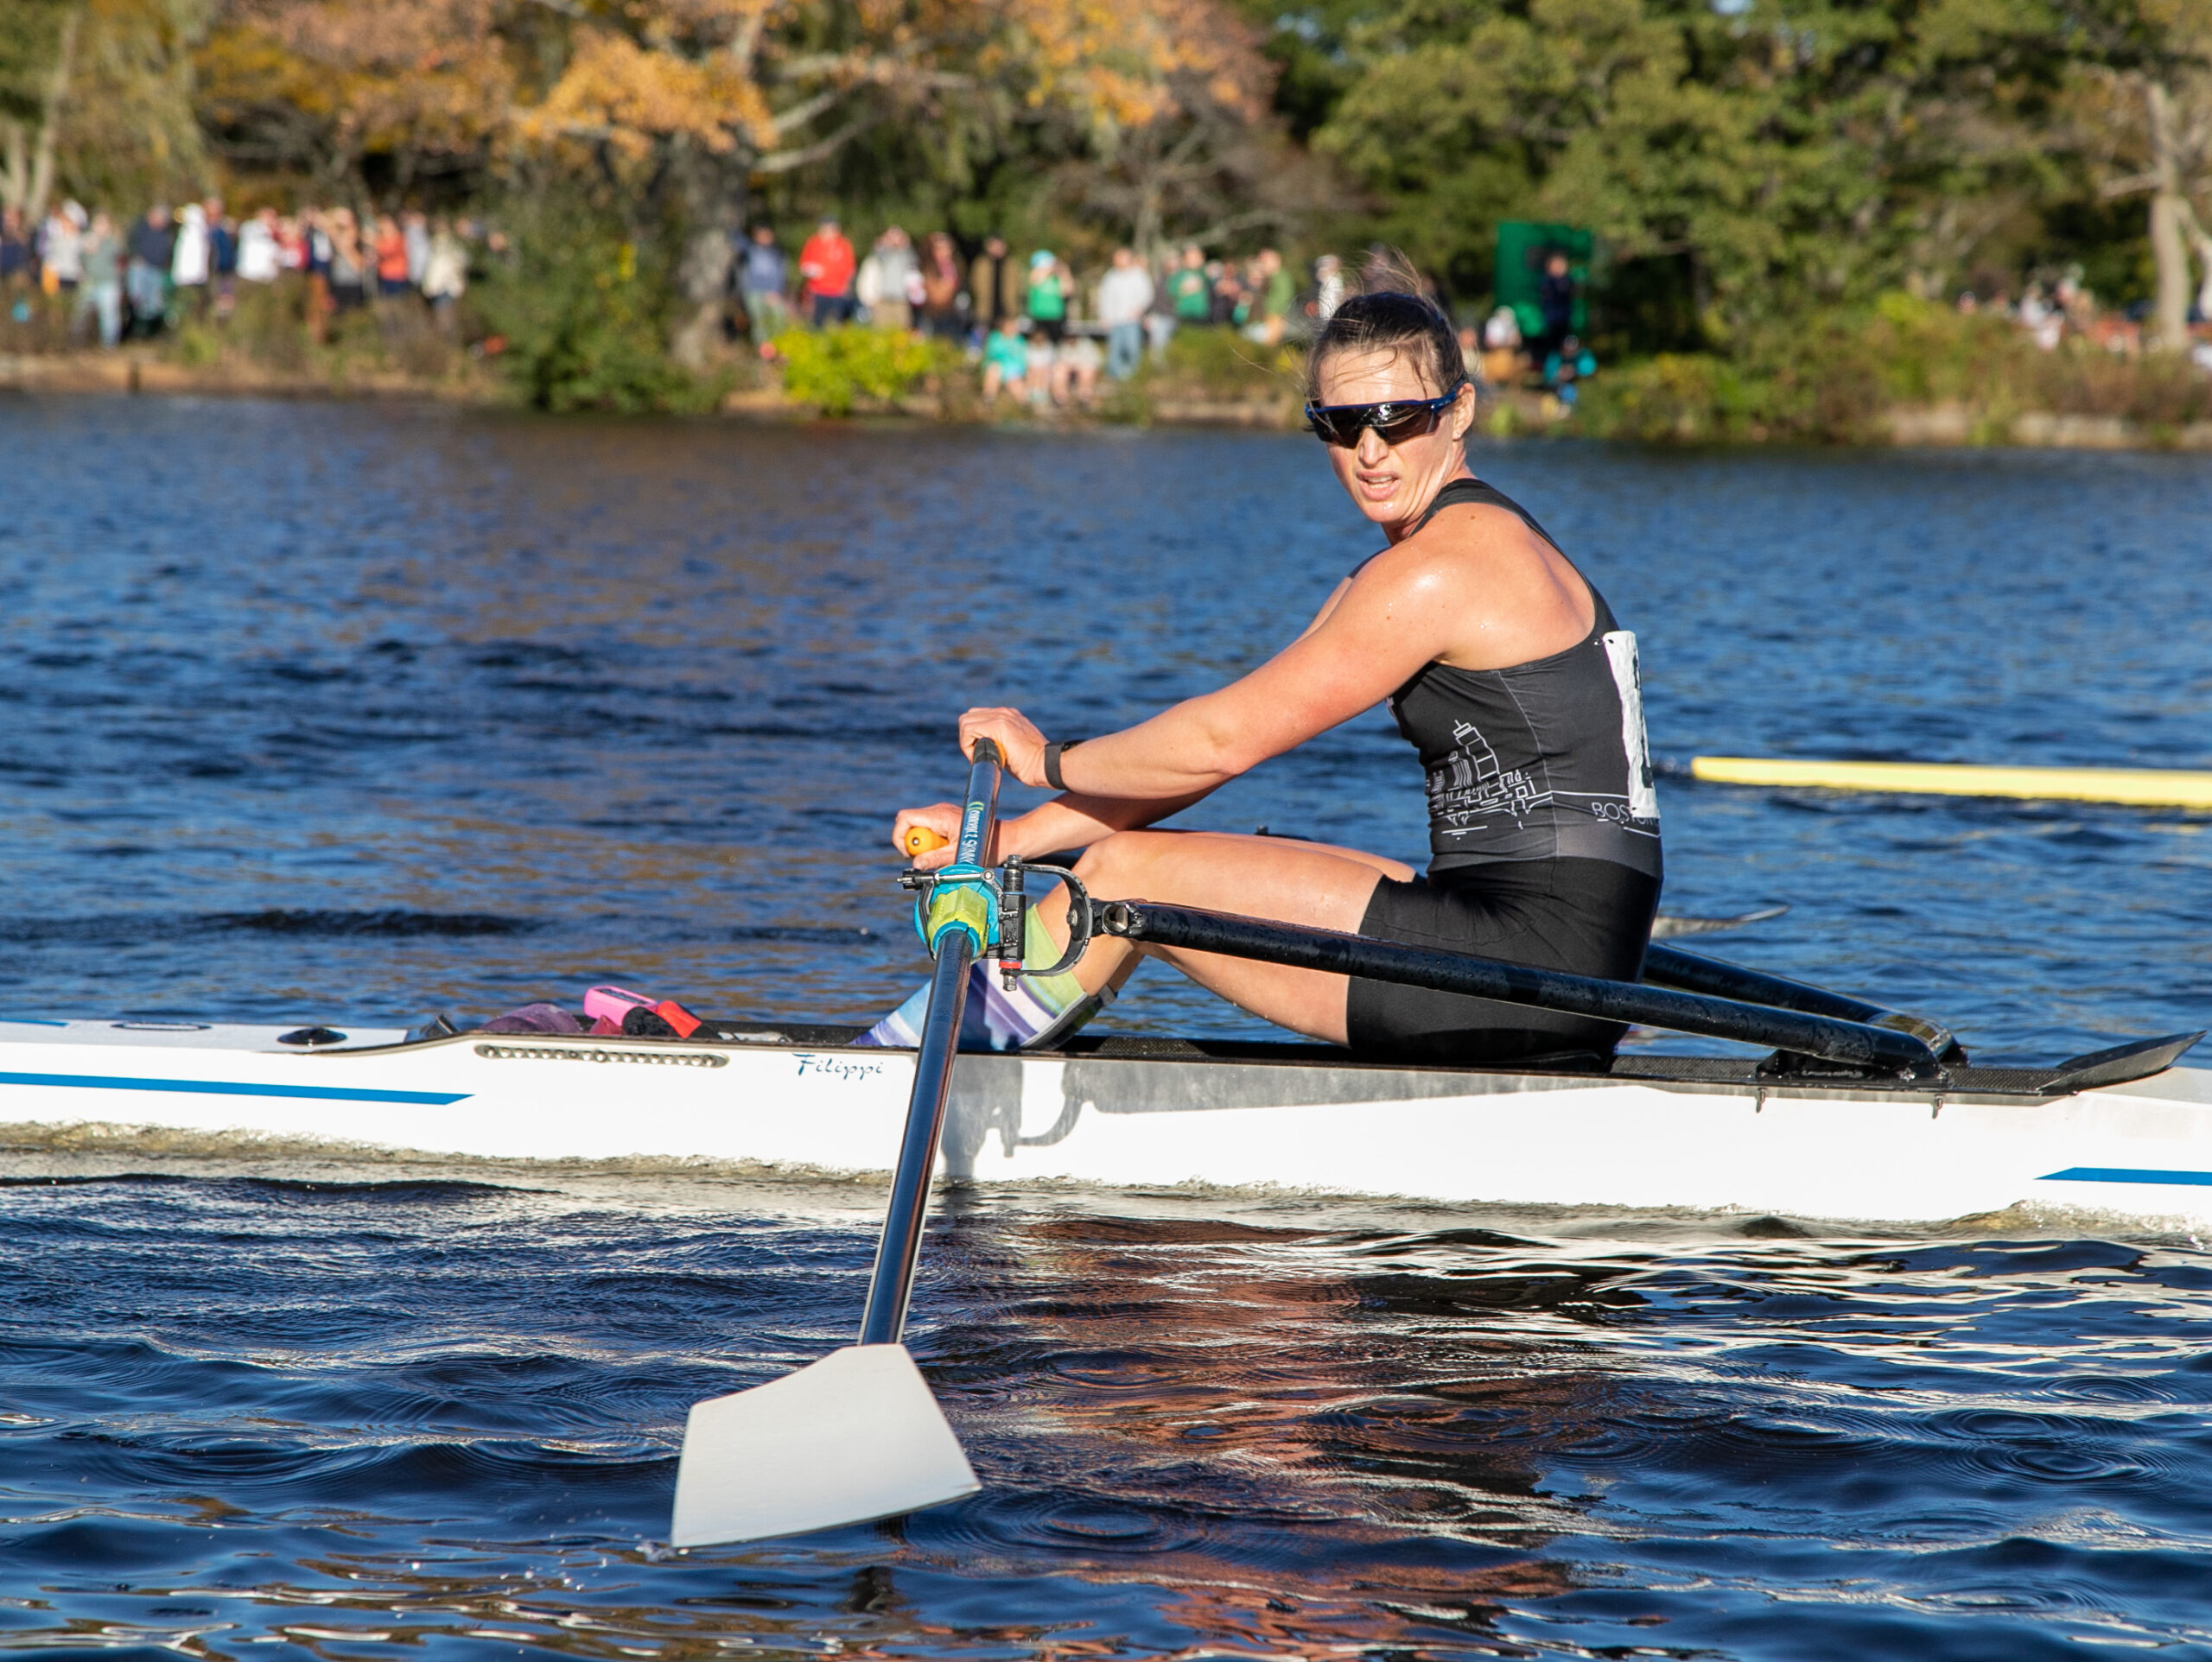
[2,396,2210,1656]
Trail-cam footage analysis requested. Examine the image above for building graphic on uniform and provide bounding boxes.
[1428,720,1552,840]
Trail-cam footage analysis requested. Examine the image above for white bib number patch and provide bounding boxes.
[1601,630,1659,825]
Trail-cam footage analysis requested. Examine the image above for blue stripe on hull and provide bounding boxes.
[2039,1166,2212,1187]
[0,1070,468,1107]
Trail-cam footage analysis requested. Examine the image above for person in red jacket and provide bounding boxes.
[372,214,410,298]
[798,217,856,326]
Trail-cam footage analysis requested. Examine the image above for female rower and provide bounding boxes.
[867,274,1662,1063]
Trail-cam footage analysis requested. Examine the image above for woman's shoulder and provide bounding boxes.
[1350,484,1593,647]
[1371,491,1554,580]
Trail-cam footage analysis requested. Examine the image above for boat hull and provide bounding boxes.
[2,1021,2209,1228]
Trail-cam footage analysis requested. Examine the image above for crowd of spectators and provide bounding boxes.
[17,194,2212,403]
[733,219,1324,408]
[1955,270,2212,368]
[0,197,472,350]
[6,193,1556,409]
[4,193,1341,409]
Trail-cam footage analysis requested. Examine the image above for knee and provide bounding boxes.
[1071,831,1165,897]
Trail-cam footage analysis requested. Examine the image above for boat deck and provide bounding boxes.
[3,1013,2195,1103]
[683,1021,2196,1101]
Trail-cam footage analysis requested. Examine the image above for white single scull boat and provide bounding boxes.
[15,738,2203,1551]
[3,1012,2205,1230]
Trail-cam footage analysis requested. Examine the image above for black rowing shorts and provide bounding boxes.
[1345,858,1660,1067]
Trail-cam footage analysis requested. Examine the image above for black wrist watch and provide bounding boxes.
[1043,739,1081,791]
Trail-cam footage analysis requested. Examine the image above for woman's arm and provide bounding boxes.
[1000,784,1217,857]
[963,555,1463,799]
[897,574,1364,865]
[891,785,1214,872]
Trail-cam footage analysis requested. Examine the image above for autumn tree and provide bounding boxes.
[510,0,1290,360]
[3,0,210,215]
[2047,0,2212,346]
[0,0,77,215]
[192,0,1287,361]
[1038,0,1330,259]
[195,0,512,193]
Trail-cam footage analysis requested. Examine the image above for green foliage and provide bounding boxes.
[1577,294,2212,441]
[772,325,959,414]
[0,284,70,352]
[220,275,311,373]
[1574,353,1764,442]
[318,302,387,381]
[1234,0,1373,138]
[1153,327,1304,396]
[1313,0,2094,336]
[1090,327,1304,425]
[0,0,71,131]
[171,319,220,366]
[472,201,721,416]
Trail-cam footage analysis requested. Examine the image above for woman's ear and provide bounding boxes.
[1449,381,1476,441]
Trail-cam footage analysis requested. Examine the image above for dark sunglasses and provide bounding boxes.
[1304,381,1469,447]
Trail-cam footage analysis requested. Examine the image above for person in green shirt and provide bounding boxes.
[75,212,123,349]
[1166,244,1211,324]
[1026,250,1068,342]
[982,314,1030,401]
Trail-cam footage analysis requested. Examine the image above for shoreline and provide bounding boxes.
[8,350,2212,450]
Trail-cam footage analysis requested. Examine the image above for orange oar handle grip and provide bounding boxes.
[903,825,950,857]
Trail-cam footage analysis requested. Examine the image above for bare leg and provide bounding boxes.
[1032,830,1414,1045]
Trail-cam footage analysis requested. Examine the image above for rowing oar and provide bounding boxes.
[1643,942,1960,1059]
[1649,904,1788,938]
[1096,900,1943,1077]
[1693,756,2212,810]
[669,741,1002,1548]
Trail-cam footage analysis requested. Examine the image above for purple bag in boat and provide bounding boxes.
[480,1002,585,1034]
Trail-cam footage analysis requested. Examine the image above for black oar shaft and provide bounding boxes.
[860,936,974,1346]
[859,739,1002,1348]
[1643,942,1956,1056]
[1101,900,1940,1076]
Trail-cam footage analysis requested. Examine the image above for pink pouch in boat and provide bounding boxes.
[584,985,658,1025]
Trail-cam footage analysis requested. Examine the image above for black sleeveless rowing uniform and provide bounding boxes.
[1345,477,1663,1065]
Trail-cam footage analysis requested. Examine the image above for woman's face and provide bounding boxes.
[1314,346,1474,535]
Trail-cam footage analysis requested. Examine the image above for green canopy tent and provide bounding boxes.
[1494,222,1593,341]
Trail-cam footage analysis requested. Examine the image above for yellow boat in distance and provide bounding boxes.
[1691,756,2212,809]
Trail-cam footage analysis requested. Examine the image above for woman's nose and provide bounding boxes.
[1355,426,1391,466]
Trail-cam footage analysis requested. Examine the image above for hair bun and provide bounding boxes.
[1356,246,1429,299]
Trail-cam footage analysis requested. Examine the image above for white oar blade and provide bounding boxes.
[670,1343,979,1548]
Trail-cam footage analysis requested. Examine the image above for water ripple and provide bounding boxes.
[1,401,2209,1655]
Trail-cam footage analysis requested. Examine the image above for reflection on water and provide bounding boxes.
[0,1159,2208,1657]
[3,397,2208,1053]
[2,396,2210,1657]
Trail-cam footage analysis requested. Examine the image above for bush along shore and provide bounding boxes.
[6,283,2210,450]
